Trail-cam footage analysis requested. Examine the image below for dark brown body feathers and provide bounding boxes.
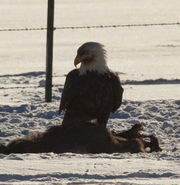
[59,69,123,126]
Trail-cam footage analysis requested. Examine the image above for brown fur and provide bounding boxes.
[113,124,162,152]
[113,124,144,139]
[144,135,162,152]
[0,123,146,154]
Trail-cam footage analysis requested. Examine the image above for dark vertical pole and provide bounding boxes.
[45,0,55,102]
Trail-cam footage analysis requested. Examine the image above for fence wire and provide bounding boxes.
[0,22,179,32]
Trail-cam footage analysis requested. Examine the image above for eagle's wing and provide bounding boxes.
[59,70,79,114]
[111,72,124,112]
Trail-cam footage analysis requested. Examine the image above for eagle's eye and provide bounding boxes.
[79,51,85,56]
[78,50,88,56]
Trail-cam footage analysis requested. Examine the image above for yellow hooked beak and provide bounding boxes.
[74,55,82,68]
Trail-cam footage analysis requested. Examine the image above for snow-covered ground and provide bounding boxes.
[0,0,180,184]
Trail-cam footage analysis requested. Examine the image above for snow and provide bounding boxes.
[0,0,180,184]
[0,153,179,184]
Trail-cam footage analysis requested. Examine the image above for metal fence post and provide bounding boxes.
[45,0,55,102]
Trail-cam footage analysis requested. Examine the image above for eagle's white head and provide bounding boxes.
[74,42,109,75]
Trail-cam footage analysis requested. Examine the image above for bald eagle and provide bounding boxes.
[59,42,123,127]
